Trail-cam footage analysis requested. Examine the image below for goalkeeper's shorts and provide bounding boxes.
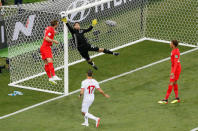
[78,44,99,61]
[40,46,53,60]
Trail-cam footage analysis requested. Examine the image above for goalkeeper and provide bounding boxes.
[62,18,119,70]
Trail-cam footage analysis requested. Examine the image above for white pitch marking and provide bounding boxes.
[191,127,198,131]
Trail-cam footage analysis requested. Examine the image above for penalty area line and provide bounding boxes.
[191,127,198,131]
[0,47,198,120]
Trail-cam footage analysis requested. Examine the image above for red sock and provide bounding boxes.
[165,85,173,100]
[45,64,51,78]
[173,84,178,98]
[48,63,55,77]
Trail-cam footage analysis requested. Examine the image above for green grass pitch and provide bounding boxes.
[0,40,198,131]
[0,0,197,130]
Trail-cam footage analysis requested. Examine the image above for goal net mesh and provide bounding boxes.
[145,0,197,45]
[4,0,145,94]
[3,0,196,94]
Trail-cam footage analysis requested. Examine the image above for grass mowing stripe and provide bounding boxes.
[1,47,197,120]
[0,89,80,120]
[0,48,8,57]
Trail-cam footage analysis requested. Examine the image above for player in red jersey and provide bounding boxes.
[40,20,62,84]
[158,40,181,104]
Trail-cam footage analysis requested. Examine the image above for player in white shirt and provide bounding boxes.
[79,70,110,128]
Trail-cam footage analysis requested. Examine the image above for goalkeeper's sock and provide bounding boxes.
[85,113,97,121]
[173,84,178,98]
[165,85,173,100]
[103,49,113,54]
[48,63,56,76]
[88,61,95,66]
[113,52,120,56]
[44,64,51,78]
[88,61,93,65]
[87,61,98,70]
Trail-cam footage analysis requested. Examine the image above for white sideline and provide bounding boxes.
[1,47,198,120]
[191,127,198,131]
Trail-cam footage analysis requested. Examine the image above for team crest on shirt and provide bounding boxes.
[48,33,51,36]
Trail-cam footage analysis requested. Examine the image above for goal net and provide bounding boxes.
[145,0,197,46]
[3,0,196,95]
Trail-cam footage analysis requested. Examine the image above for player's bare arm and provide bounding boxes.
[54,31,58,34]
[97,88,110,98]
[79,88,84,99]
[45,36,59,44]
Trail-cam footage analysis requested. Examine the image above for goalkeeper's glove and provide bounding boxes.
[92,19,97,26]
[61,17,67,23]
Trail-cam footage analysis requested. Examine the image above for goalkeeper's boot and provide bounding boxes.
[53,75,62,81]
[113,52,120,56]
[96,118,100,128]
[49,78,57,84]
[158,99,168,104]
[171,97,180,104]
[81,122,89,127]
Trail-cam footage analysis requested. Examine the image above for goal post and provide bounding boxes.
[63,20,69,95]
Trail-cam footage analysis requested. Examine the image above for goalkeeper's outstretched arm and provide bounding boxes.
[66,23,75,34]
[82,26,93,33]
[61,17,75,34]
[82,19,97,33]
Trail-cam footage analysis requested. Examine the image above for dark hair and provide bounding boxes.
[73,22,80,27]
[171,40,179,47]
[87,69,93,77]
[51,20,58,26]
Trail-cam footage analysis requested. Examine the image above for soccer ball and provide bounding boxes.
[60,11,67,18]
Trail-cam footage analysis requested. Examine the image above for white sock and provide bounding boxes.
[85,113,98,121]
[84,116,88,124]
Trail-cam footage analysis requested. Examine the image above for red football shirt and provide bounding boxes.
[42,26,55,47]
[171,48,181,74]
